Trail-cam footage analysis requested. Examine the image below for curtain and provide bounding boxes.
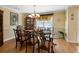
[37,15,53,20]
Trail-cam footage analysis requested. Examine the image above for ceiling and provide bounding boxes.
[0,5,71,14]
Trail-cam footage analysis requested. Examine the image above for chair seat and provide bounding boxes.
[38,45,48,51]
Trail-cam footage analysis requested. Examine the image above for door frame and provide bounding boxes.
[0,9,3,46]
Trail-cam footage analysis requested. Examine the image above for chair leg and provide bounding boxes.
[48,41,50,53]
[32,36,35,53]
[20,42,23,50]
[16,41,17,48]
[51,38,54,53]
[26,41,27,53]
[32,44,35,53]
[38,42,40,53]
[51,46,54,53]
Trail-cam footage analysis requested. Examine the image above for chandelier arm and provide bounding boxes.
[28,5,40,18]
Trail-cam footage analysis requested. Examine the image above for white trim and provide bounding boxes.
[65,7,68,41]
[4,36,15,42]
[77,10,79,43]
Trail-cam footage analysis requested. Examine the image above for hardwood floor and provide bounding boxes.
[0,38,78,53]
[53,39,77,53]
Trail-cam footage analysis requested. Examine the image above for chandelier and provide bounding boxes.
[28,5,40,18]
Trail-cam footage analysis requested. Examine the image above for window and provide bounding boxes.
[44,21,52,28]
[36,20,44,28]
[36,20,53,30]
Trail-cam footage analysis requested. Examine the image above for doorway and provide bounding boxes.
[0,10,3,46]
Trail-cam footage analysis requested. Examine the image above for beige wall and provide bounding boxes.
[21,13,28,26]
[0,7,23,41]
[18,13,27,26]
[18,13,25,26]
[53,11,66,32]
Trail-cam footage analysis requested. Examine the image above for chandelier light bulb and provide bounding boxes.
[36,14,40,17]
[28,15,32,18]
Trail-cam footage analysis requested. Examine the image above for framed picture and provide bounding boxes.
[10,12,18,25]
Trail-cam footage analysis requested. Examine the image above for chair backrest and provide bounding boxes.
[35,32,41,44]
[17,25,22,30]
[39,30,46,40]
[38,29,52,44]
[36,30,46,45]
[23,30,31,39]
[13,29,22,41]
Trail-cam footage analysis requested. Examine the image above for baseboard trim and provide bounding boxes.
[67,40,77,43]
[4,36,15,42]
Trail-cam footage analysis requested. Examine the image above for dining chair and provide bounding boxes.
[36,30,53,53]
[23,30,39,53]
[13,29,26,50]
[33,31,40,53]
[36,30,56,53]
[23,30,32,52]
[29,30,40,53]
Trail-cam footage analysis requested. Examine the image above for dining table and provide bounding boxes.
[24,29,55,53]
